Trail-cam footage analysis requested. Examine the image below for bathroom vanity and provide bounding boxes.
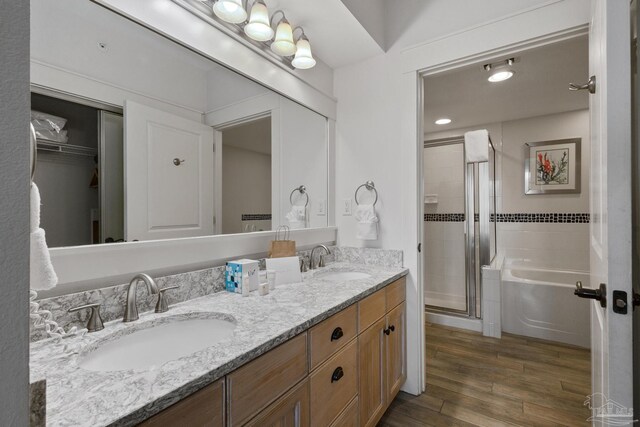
[29,263,407,426]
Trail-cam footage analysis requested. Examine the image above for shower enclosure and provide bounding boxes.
[423,136,496,318]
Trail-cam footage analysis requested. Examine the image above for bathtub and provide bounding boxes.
[501,263,590,348]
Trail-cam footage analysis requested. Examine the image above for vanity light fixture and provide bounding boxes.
[188,0,316,69]
[435,118,452,125]
[244,0,273,41]
[212,0,247,24]
[291,28,316,69]
[484,58,515,83]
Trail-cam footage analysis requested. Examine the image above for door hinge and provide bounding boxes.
[213,144,216,153]
[417,243,422,253]
[213,216,216,225]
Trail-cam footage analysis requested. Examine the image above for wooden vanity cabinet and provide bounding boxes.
[138,378,224,427]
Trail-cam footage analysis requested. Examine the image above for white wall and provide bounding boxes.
[279,98,329,229]
[334,0,591,394]
[0,1,30,423]
[501,110,591,270]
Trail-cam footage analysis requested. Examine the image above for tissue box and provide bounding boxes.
[225,259,259,293]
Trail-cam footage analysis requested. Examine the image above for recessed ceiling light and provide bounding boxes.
[435,118,452,125]
[488,70,514,82]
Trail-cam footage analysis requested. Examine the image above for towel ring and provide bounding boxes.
[30,123,37,183]
[355,180,378,206]
[289,185,309,207]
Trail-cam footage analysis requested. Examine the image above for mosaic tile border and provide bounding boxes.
[495,213,590,223]
[241,214,272,221]
[424,213,590,223]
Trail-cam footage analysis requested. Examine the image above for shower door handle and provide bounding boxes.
[574,281,606,308]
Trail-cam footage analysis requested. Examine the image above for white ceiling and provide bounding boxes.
[423,36,589,134]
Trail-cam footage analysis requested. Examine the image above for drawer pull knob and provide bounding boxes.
[389,325,395,332]
[331,366,344,383]
[330,327,344,341]
[384,327,391,335]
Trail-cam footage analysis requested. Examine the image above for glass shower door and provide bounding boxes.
[424,136,497,317]
[423,141,468,312]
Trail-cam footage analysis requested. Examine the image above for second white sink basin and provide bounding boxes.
[316,271,371,281]
[79,315,236,372]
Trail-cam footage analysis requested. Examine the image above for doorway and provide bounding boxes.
[220,116,272,234]
[421,36,590,331]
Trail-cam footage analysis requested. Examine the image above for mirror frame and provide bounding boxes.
[35,0,337,292]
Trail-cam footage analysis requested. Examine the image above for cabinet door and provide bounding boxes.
[386,302,407,401]
[139,379,224,426]
[245,379,309,427]
[358,317,386,427]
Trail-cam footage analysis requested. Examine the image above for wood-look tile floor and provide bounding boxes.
[379,322,591,427]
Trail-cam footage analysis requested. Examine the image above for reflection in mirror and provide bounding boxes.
[31,0,328,248]
[221,117,272,234]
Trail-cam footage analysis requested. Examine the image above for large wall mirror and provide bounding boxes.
[31,0,329,249]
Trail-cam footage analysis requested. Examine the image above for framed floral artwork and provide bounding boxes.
[524,138,581,195]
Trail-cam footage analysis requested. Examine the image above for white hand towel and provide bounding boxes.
[354,203,379,240]
[30,184,58,290]
[464,129,489,163]
[286,205,307,230]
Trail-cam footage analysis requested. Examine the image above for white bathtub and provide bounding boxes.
[501,263,590,348]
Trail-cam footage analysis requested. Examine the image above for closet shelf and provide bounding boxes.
[36,139,97,158]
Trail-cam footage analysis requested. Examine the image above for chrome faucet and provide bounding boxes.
[309,245,331,270]
[123,273,159,322]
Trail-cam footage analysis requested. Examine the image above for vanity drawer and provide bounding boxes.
[358,289,386,332]
[309,304,357,370]
[386,277,406,311]
[139,379,224,426]
[309,339,358,427]
[227,333,308,426]
[329,396,359,427]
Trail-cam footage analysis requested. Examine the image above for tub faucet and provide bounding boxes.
[310,245,331,270]
[123,273,159,322]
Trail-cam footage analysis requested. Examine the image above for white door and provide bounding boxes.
[124,100,214,241]
[582,0,634,424]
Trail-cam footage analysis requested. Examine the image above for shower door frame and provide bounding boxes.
[423,136,496,318]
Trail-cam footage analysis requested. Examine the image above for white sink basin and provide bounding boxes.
[79,315,236,372]
[316,271,371,281]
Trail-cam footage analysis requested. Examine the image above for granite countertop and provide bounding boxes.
[30,262,408,427]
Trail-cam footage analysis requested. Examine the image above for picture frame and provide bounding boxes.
[524,138,581,195]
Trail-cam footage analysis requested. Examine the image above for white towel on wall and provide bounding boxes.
[30,184,58,290]
[464,129,489,163]
[286,205,307,230]
[354,203,379,240]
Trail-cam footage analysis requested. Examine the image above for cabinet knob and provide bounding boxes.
[330,327,344,341]
[383,327,391,335]
[331,366,344,383]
